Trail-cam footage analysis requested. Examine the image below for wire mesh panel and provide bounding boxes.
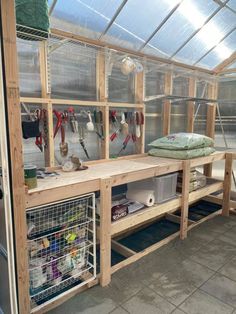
[26,193,96,308]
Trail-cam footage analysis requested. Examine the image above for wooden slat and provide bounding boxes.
[214,51,236,73]
[190,151,225,167]
[25,179,100,208]
[111,231,180,273]
[111,197,181,236]
[100,177,112,286]
[96,51,109,159]
[180,160,190,240]
[39,42,55,167]
[134,71,145,154]
[0,0,30,312]
[222,153,233,216]
[162,100,171,136]
[111,240,136,257]
[187,78,196,132]
[204,103,216,177]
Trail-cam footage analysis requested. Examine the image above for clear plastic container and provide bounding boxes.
[127,172,178,204]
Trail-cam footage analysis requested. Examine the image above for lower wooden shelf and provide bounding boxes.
[111,178,223,236]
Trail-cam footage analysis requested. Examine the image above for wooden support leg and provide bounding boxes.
[100,177,112,286]
[204,103,216,177]
[222,153,233,216]
[180,160,190,240]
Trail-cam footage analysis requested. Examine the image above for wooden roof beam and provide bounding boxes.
[214,51,236,74]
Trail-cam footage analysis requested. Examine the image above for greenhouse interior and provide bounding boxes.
[0,0,236,313]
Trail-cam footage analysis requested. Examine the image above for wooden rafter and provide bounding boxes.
[214,51,236,73]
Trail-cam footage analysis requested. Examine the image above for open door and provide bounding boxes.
[0,34,18,314]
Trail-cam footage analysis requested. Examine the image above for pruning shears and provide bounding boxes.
[117,134,131,156]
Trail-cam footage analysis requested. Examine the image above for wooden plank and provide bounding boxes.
[39,42,55,167]
[0,0,30,313]
[187,78,196,132]
[214,52,236,73]
[20,97,106,106]
[111,240,136,257]
[100,177,112,286]
[111,231,180,273]
[188,180,223,203]
[180,160,190,240]
[222,153,233,216]
[96,50,109,159]
[134,71,145,154]
[51,28,214,75]
[31,278,98,314]
[111,197,181,236]
[25,179,100,208]
[162,100,171,136]
[20,97,143,108]
[204,103,216,177]
[188,209,222,231]
[165,213,195,225]
[203,194,236,209]
[190,151,225,168]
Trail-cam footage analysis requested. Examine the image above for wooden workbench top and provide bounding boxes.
[25,152,226,208]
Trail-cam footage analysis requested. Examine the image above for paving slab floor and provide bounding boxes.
[49,214,236,314]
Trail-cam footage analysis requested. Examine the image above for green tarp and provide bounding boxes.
[16,0,49,39]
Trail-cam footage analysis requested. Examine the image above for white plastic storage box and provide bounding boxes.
[127,172,178,204]
[153,173,178,203]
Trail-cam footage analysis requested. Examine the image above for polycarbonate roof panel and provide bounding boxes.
[228,0,236,11]
[228,60,236,68]
[196,30,236,68]
[174,8,236,65]
[51,0,123,39]
[102,0,181,50]
[146,0,218,57]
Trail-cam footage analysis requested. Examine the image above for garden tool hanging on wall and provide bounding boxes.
[110,110,121,141]
[68,107,79,133]
[53,109,69,157]
[78,126,90,159]
[93,110,104,140]
[117,134,131,156]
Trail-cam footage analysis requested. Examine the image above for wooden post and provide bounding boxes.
[222,153,233,216]
[39,41,55,167]
[180,160,190,240]
[0,0,30,313]
[96,51,109,159]
[162,72,172,135]
[100,177,112,286]
[204,103,216,177]
[187,77,196,132]
[134,71,145,153]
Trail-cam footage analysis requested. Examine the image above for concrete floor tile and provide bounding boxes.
[219,256,236,281]
[148,267,198,306]
[201,273,236,308]
[179,290,234,314]
[187,227,219,243]
[171,309,186,314]
[189,239,236,271]
[122,287,175,314]
[48,287,117,314]
[101,271,144,305]
[110,306,129,314]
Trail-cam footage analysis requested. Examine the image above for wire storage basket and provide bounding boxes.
[27,193,96,308]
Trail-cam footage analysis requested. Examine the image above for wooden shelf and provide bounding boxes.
[111,178,223,236]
